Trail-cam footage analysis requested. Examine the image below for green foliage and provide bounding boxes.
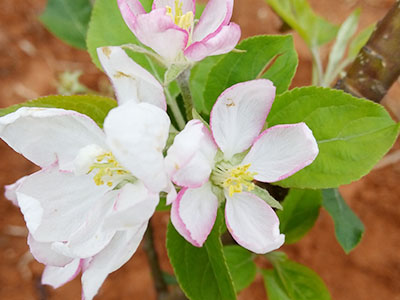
[252,186,283,210]
[223,246,257,292]
[322,189,365,253]
[203,35,298,114]
[278,189,322,244]
[263,252,331,300]
[348,23,376,60]
[267,87,400,189]
[0,95,117,128]
[166,211,236,300]
[265,0,339,47]
[40,0,92,49]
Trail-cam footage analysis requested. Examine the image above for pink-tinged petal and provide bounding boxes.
[4,176,27,206]
[97,46,166,110]
[171,182,218,247]
[28,234,73,267]
[0,107,106,171]
[52,190,118,259]
[16,166,109,243]
[131,8,188,62]
[118,0,146,18]
[192,0,233,42]
[153,0,195,14]
[104,102,170,193]
[225,192,285,254]
[185,22,241,61]
[42,259,82,289]
[165,120,217,188]
[243,123,319,182]
[105,182,159,230]
[210,79,276,160]
[81,225,147,300]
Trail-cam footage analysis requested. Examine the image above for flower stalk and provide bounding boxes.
[176,68,193,121]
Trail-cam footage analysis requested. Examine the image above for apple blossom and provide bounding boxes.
[1,101,170,299]
[117,0,241,63]
[165,79,319,254]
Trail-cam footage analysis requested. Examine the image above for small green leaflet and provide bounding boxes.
[166,211,236,300]
[0,95,117,128]
[263,252,331,300]
[40,0,92,49]
[202,35,298,114]
[223,246,257,292]
[322,189,364,253]
[278,189,322,244]
[267,86,400,189]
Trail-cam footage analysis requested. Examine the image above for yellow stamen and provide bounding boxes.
[89,152,130,187]
[222,164,257,197]
[166,0,194,31]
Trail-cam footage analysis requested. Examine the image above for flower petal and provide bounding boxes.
[105,181,159,231]
[97,46,166,110]
[42,259,82,289]
[192,0,233,42]
[16,166,109,243]
[104,102,170,193]
[225,192,285,254]
[243,123,319,182]
[4,176,27,206]
[171,182,218,247]
[28,234,73,267]
[153,0,195,14]
[81,225,147,300]
[129,8,188,62]
[184,23,241,61]
[118,0,146,18]
[165,120,217,188]
[0,107,106,171]
[210,79,276,160]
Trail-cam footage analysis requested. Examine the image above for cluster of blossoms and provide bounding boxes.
[1,0,318,299]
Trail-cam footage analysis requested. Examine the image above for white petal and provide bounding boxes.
[165,180,177,205]
[4,176,27,206]
[210,80,276,160]
[28,234,73,267]
[104,102,170,193]
[171,182,218,247]
[42,259,82,289]
[97,46,166,110]
[81,225,147,300]
[192,0,233,42]
[0,107,106,171]
[165,119,217,188]
[225,192,285,254]
[16,166,109,243]
[105,181,159,231]
[243,123,319,182]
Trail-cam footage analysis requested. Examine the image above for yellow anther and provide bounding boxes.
[165,0,194,31]
[88,152,129,187]
[223,164,257,197]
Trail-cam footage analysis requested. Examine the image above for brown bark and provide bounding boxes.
[336,1,400,102]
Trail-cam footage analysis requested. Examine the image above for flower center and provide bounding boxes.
[211,162,257,197]
[166,0,194,31]
[89,152,132,187]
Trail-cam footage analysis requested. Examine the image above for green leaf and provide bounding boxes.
[324,9,360,86]
[203,35,298,114]
[252,186,283,210]
[277,189,321,244]
[190,55,225,114]
[265,0,339,47]
[40,0,92,49]
[348,23,376,60]
[322,189,364,253]
[0,95,117,128]
[263,252,331,300]
[223,246,257,292]
[267,87,400,189]
[166,211,237,300]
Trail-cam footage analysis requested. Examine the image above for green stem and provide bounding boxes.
[165,87,186,131]
[176,69,193,121]
[311,46,323,86]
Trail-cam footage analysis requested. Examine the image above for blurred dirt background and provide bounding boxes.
[0,0,399,299]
